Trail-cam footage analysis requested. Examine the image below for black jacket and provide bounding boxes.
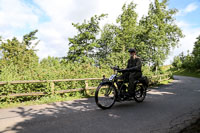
[126,56,142,72]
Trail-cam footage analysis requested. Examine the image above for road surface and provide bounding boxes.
[0,75,200,133]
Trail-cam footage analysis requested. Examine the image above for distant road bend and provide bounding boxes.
[0,75,200,133]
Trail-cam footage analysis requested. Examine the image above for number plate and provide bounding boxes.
[109,75,116,81]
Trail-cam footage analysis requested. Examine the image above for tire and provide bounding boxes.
[134,82,146,103]
[95,83,117,109]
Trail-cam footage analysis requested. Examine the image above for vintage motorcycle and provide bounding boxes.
[95,66,149,109]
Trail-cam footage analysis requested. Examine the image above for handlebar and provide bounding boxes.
[117,69,127,73]
[111,66,120,71]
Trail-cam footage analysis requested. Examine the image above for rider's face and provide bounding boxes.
[129,52,135,57]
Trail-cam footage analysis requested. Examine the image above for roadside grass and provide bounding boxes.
[149,79,173,89]
[152,65,173,86]
[0,92,94,109]
[159,79,173,85]
[160,65,172,72]
[173,69,200,78]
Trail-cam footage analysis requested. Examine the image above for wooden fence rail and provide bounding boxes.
[0,74,170,98]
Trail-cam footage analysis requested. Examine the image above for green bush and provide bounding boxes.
[0,59,161,102]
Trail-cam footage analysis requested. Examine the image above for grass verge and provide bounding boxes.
[0,94,94,109]
[159,79,173,85]
[173,69,200,78]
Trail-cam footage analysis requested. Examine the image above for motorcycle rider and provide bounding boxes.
[118,48,142,96]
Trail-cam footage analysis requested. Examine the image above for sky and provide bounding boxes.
[0,0,200,65]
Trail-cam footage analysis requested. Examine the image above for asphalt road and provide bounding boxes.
[0,75,200,133]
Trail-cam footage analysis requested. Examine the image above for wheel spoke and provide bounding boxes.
[96,85,115,108]
[134,84,146,102]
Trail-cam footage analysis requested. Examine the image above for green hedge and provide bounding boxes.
[0,60,170,103]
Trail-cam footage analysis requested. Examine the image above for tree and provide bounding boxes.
[182,51,194,70]
[172,56,182,69]
[172,51,195,70]
[0,30,39,72]
[138,0,184,71]
[67,14,107,63]
[97,24,117,65]
[114,2,138,67]
[192,35,200,69]
[97,2,139,68]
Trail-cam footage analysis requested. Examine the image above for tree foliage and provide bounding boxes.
[0,30,39,96]
[67,14,107,63]
[97,24,117,64]
[114,2,138,66]
[66,0,184,69]
[96,2,139,68]
[138,0,183,68]
[96,0,183,69]
[172,56,182,69]
[192,35,200,69]
[0,30,39,72]
[173,35,200,70]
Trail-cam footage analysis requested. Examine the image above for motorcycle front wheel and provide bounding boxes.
[95,83,117,109]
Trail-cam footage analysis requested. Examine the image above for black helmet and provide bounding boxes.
[128,48,136,53]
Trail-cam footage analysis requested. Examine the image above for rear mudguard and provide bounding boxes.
[134,80,148,91]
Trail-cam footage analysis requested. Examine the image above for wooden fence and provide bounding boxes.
[0,74,170,98]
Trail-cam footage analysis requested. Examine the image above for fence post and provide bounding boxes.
[50,82,55,95]
[84,80,88,95]
[85,80,88,90]
[7,82,11,102]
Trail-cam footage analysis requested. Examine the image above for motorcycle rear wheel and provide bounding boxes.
[134,82,146,103]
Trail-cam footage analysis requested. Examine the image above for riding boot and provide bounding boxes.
[127,85,134,96]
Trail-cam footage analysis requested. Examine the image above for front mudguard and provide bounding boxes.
[99,81,112,86]
[98,81,118,98]
[99,78,113,86]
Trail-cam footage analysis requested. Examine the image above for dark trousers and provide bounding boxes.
[119,72,142,94]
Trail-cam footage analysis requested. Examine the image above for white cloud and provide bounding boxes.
[165,21,200,65]
[177,2,199,16]
[35,21,71,58]
[0,0,39,38]
[175,20,190,28]
[174,27,200,54]
[185,3,198,13]
[31,0,101,58]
